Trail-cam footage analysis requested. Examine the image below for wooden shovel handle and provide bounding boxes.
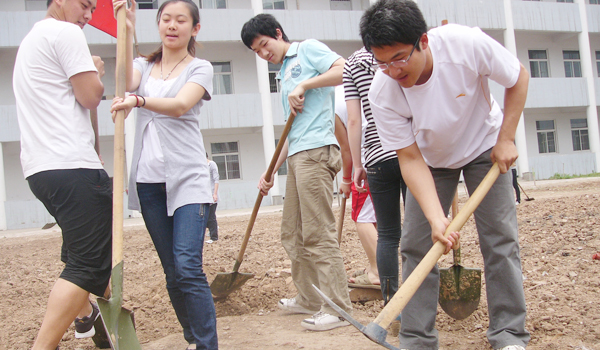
[112,6,127,271]
[373,163,500,329]
[233,112,296,269]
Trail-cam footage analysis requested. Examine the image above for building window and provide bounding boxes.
[571,119,590,151]
[211,62,233,95]
[596,51,600,77]
[528,50,549,78]
[200,0,227,8]
[563,50,582,77]
[589,0,598,3]
[137,0,157,9]
[275,139,288,175]
[536,120,557,154]
[25,0,48,11]
[557,0,574,3]
[330,0,352,10]
[211,142,240,180]
[269,63,282,93]
[263,0,286,9]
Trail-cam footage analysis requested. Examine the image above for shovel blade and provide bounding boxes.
[97,298,141,350]
[210,271,255,299]
[439,265,481,320]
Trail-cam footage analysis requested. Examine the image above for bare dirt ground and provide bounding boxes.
[1,177,599,350]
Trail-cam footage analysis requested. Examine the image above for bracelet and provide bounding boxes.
[342,180,352,185]
[343,176,351,180]
[139,95,146,107]
[130,94,140,108]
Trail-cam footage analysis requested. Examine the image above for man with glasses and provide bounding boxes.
[362,1,530,350]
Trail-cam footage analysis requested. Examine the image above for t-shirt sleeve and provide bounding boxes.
[210,162,219,183]
[368,71,415,152]
[133,57,146,75]
[343,59,360,101]
[55,24,97,79]
[188,60,214,101]
[470,27,520,88]
[302,39,342,74]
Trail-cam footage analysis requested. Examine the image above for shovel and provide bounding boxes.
[210,112,296,299]
[96,5,141,349]
[313,163,500,350]
[438,190,482,320]
[517,183,534,201]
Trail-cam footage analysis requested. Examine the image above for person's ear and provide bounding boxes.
[192,23,201,37]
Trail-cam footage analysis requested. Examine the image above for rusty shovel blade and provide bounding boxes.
[210,269,255,300]
[438,247,481,320]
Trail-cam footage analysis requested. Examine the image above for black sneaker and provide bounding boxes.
[74,302,100,339]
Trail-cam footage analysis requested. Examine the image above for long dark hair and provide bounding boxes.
[146,0,200,63]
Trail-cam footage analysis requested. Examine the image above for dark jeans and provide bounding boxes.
[206,203,218,241]
[366,158,407,303]
[137,183,218,349]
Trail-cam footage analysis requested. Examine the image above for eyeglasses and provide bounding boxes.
[373,37,420,71]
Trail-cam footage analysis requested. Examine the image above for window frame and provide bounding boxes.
[211,61,234,95]
[570,118,590,152]
[136,0,158,9]
[596,51,600,78]
[263,0,286,9]
[211,142,241,180]
[528,49,550,78]
[199,0,227,9]
[268,63,282,93]
[536,120,558,154]
[563,50,582,78]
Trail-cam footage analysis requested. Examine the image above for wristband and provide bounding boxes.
[139,95,146,107]
[342,180,352,185]
[130,94,140,108]
[343,176,351,180]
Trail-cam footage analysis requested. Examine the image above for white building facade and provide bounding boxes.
[1,0,599,230]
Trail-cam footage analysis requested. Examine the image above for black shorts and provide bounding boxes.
[27,168,112,296]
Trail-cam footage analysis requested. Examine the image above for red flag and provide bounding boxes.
[89,0,117,38]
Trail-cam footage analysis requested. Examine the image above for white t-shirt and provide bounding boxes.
[13,18,101,178]
[334,85,367,165]
[369,24,521,169]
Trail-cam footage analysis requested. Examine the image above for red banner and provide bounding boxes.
[89,0,117,38]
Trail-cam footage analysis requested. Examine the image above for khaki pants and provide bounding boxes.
[281,145,352,315]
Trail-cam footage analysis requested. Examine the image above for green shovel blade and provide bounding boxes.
[97,262,141,350]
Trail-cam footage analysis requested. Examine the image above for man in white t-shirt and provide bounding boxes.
[361,1,530,350]
[13,0,109,349]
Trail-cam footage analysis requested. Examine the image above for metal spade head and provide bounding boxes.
[96,297,140,350]
[210,271,255,300]
[312,284,399,350]
[439,248,481,320]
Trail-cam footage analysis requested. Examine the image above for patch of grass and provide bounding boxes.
[548,172,600,180]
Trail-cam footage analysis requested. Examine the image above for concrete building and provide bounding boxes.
[1,0,599,230]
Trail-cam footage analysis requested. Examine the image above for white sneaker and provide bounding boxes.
[206,239,213,244]
[301,311,350,331]
[278,297,317,315]
[496,346,526,350]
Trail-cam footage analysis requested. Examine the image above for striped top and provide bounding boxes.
[343,47,397,167]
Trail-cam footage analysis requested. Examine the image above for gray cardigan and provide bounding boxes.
[128,57,214,216]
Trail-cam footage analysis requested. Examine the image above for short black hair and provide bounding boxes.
[360,0,427,52]
[241,13,289,49]
[47,0,53,7]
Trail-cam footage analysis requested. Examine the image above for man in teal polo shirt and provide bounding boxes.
[242,14,352,331]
